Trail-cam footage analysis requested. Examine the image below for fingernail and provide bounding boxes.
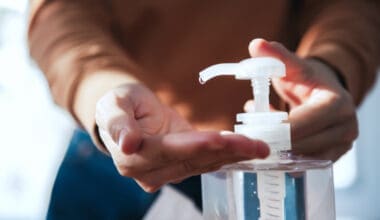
[118,128,128,150]
[118,128,142,154]
[249,38,266,51]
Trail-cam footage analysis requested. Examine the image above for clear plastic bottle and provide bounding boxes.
[199,57,335,220]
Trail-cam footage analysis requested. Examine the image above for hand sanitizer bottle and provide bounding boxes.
[199,57,335,220]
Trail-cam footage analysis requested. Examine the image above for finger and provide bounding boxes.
[160,105,193,133]
[159,131,269,161]
[248,39,314,106]
[98,128,118,152]
[136,157,235,192]
[96,91,142,154]
[289,92,345,140]
[134,133,270,192]
[248,38,305,79]
[116,131,269,177]
[135,160,220,192]
[292,118,358,154]
[244,100,254,112]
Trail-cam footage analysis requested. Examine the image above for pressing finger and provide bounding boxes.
[292,118,358,154]
[96,92,142,154]
[289,92,346,140]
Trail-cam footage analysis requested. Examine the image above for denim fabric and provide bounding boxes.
[47,129,201,220]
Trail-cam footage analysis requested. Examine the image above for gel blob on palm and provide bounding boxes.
[199,57,335,220]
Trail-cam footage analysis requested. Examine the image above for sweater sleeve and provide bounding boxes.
[28,0,140,152]
[296,0,380,105]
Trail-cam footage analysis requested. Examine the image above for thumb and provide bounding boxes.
[248,39,305,81]
[248,39,314,107]
[116,115,143,155]
[96,93,143,155]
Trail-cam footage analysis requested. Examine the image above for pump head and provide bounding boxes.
[199,57,285,82]
[199,57,291,153]
[200,57,285,112]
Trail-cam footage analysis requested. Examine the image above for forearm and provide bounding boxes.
[28,0,140,150]
[296,0,380,105]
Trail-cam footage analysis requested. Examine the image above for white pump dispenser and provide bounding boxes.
[200,57,335,220]
[199,57,291,220]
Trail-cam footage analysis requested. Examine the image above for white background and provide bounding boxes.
[0,1,378,219]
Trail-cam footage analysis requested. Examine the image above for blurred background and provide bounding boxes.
[0,1,379,219]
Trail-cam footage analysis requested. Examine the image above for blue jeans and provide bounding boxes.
[47,129,202,220]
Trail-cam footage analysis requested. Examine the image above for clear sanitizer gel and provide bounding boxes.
[199,57,335,220]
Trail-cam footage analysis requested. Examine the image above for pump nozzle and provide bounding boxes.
[199,57,285,82]
[200,57,285,112]
[198,63,238,84]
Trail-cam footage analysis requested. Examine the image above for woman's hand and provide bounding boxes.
[247,39,358,162]
[95,84,269,192]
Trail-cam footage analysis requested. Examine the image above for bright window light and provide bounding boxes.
[333,143,358,189]
[0,0,27,12]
